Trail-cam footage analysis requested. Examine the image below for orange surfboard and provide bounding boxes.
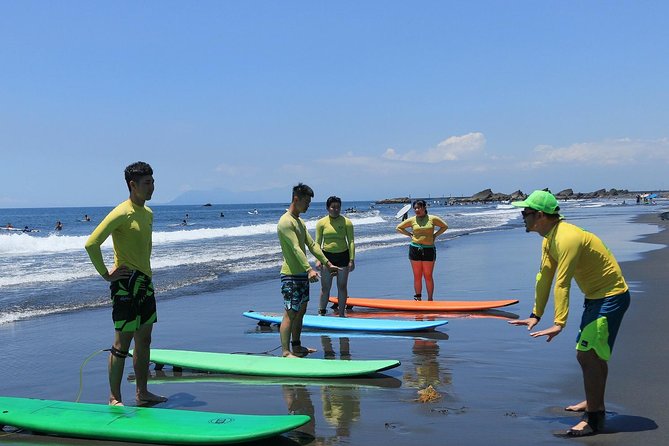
[329,297,519,312]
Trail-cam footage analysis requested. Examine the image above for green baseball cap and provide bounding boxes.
[512,190,561,215]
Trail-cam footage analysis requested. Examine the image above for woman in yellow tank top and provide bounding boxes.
[396,200,448,301]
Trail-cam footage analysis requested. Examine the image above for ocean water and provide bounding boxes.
[0,198,663,326]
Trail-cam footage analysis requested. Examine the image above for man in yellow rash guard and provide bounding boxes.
[509,190,630,437]
[277,183,338,358]
[396,200,448,301]
[315,196,355,317]
[84,161,166,407]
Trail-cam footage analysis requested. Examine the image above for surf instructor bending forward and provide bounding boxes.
[278,183,339,358]
[85,161,166,407]
[509,190,630,437]
[396,200,448,301]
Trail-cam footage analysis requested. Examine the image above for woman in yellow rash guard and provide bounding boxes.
[315,196,355,317]
[396,200,448,301]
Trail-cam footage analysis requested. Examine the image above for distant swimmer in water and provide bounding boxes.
[249,208,259,215]
[181,219,188,226]
[55,220,63,231]
[84,214,91,222]
[6,223,14,229]
[220,212,224,217]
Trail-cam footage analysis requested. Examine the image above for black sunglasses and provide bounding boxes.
[521,210,537,218]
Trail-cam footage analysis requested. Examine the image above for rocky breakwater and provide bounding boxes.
[376,188,649,206]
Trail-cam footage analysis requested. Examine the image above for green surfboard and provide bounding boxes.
[144,348,400,378]
[0,396,310,445]
[133,369,403,388]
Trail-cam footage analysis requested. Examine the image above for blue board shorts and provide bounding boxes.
[110,270,157,332]
[281,273,310,312]
[576,290,630,361]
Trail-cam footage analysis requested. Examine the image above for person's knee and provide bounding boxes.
[576,349,601,366]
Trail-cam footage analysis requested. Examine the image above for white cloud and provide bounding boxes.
[524,138,669,168]
[381,132,486,163]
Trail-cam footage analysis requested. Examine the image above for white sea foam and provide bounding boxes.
[0,217,387,256]
[0,233,98,256]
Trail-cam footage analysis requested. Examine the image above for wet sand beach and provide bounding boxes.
[1,211,668,446]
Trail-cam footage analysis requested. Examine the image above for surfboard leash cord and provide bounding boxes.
[229,345,283,355]
[75,348,111,403]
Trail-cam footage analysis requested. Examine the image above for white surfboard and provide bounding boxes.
[395,204,412,219]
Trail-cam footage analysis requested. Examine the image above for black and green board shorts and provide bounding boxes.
[110,270,157,332]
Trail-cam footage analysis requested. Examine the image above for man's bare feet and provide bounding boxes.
[565,410,604,437]
[293,345,317,357]
[565,400,587,412]
[136,391,167,406]
[282,351,300,358]
[109,398,124,406]
[566,420,596,437]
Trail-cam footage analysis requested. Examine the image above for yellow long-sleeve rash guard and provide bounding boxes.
[85,199,153,278]
[396,215,448,246]
[534,221,628,327]
[315,215,355,259]
[278,211,329,275]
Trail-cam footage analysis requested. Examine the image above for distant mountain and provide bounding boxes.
[167,187,289,205]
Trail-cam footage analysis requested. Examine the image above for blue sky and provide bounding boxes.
[1,1,668,207]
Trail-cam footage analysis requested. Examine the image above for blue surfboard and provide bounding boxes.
[243,311,447,332]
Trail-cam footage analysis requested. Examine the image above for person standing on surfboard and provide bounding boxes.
[277,183,339,357]
[509,190,630,437]
[85,161,167,406]
[396,200,448,301]
[315,196,355,317]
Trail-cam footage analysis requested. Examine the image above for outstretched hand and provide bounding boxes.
[508,317,540,330]
[530,324,562,342]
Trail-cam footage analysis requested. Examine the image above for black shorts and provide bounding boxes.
[323,250,350,268]
[409,245,436,262]
[110,270,157,332]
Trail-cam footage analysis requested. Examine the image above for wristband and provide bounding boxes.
[529,313,541,321]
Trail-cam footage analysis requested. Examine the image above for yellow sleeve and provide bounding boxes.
[278,216,312,274]
[85,205,126,277]
[533,241,556,320]
[550,230,582,326]
[346,218,355,260]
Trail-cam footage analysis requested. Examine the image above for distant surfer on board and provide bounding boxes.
[508,190,630,437]
[396,200,448,301]
[315,195,355,317]
[85,161,166,407]
[277,183,339,357]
